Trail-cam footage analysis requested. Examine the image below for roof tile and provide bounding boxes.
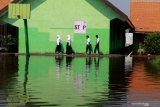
[0,0,19,14]
[130,1,160,32]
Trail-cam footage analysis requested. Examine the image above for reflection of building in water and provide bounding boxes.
[7,56,111,106]
[128,57,160,106]
[0,55,18,106]
[23,56,30,104]
[86,57,92,73]
[125,57,133,72]
[66,57,73,80]
[0,55,31,106]
[91,57,133,106]
[0,55,18,79]
[72,58,86,92]
[7,56,30,107]
[108,57,133,106]
[73,58,110,106]
[55,56,64,79]
[109,57,127,102]
[73,74,85,92]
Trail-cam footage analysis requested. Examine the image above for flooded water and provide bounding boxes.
[0,55,160,107]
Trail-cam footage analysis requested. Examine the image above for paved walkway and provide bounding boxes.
[0,45,158,58]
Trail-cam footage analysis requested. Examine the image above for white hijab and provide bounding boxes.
[57,35,61,39]
[67,35,71,46]
[57,35,61,45]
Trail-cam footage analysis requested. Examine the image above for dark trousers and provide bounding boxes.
[66,43,73,54]
[86,44,92,54]
[94,44,99,54]
[55,44,61,53]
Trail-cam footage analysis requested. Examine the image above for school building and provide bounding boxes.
[0,0,133,54]
[130,0,160,51]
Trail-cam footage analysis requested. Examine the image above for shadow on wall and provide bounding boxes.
[1,0,46,24]
[110,18,125,53]
[22,0,46,10]
[85,0,119,20]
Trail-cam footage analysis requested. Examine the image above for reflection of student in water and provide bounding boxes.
[94,57,99,78]
[55,35,63,53]
[55,56,63,71]
[86,57,92,72]
[55,56,63,79]
[66,57,73,79]
[66,35,74,54]
[66,57,72,68]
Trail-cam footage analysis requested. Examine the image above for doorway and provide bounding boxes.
[0,22,18,53]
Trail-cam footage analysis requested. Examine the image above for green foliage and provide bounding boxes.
[144,32,160,54]
[147,57,160,72]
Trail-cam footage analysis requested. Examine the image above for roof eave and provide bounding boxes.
[0,0,22,17]
[102,0,135,29]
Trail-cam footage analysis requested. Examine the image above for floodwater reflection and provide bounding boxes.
[23,56,30,104]
[94,57,100,78]
[66,57,73,80]
[85,57,92,73]
[0,55,160,106]
[55,56,64,79]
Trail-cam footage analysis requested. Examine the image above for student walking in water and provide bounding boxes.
[94,35,100,54]
[55,35,62,53]
[86,35,92,54]
[66,35,74,54]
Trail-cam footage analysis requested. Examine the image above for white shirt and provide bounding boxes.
[86,38,90,45]
[57,37,61,45]
[96,38,100,44]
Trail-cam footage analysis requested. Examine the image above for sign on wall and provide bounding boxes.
[74,21,86,34]
[8,3,31,19]
[125,33,133,47]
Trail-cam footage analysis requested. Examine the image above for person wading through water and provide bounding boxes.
[94,35,100,54]
[55,35,63,53]
[66,35,74,54]
[86,35,92,54]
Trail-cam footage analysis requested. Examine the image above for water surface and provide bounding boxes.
[0,55,160,107]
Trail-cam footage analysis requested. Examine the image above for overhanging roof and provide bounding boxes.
[0,0,20,16]
[130,1,160,32]
[102,0,134,29]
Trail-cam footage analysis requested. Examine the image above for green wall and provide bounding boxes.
[1,0,125,54]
